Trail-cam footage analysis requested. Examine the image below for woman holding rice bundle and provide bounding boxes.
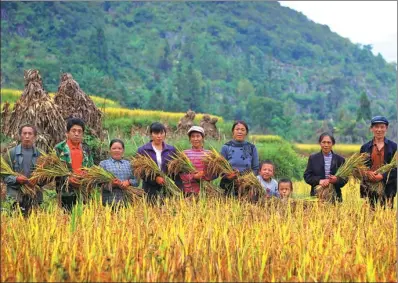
[136,122,180,202]
[99,139,139,206]
[303,132,347,202]
[178,126,213,197]
[220,120,259,197]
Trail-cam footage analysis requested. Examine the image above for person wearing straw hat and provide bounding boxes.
[2,124,42,216]
[360,116,397,209]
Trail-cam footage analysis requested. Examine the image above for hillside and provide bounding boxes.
[1,1,396,143]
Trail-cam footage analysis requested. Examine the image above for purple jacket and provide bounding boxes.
[136,141,178,193]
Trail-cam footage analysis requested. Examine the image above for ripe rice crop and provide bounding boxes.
[294,144,361,156]
[0,88,119,108]
[1,180,395,282]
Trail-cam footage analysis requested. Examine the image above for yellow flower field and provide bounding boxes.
[1,181,396,282]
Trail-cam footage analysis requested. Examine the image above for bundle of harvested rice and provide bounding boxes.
[202,148,235,177]
[53,73,103,138]
[368,151,397,196]
[315,152,369,201]
[236,170,265,202]
[30,150,80,193]
[131,154,181,197]
[5,69,66,150]
[0,155,39,197]
[80,165,115,193]
[167,148,196,177]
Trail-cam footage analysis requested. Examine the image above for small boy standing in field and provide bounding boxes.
[278,179,293,200]
[257,160,279,198]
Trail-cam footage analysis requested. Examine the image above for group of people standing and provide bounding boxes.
[2,115,396,216]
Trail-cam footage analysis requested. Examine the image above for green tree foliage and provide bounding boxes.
[0,1,396,142]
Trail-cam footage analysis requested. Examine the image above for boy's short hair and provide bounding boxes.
[66,117,85,132]
[278,178,293,191]
[259,160,275,170]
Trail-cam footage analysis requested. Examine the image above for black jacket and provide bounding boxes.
[360,138,397,198]
[303,151,347,201]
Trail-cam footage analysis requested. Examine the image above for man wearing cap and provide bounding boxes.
[179,126,213,196]
[360,116,397,208]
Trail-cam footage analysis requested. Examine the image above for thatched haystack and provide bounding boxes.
[5,69,66,151]
[1,101,11,134]
[53,73,103,138]
[200,114,219,139]
[176,109,195,135]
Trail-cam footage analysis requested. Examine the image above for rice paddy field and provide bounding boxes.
[1,180,396,282]
[294,143,361,157]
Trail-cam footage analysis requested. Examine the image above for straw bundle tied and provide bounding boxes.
[53,73,103,138]
[202,148,235,177]
[30,150,80,193]
[80,165,115,193]
[131,154,181,197]
[368,151,397,196]
[315,152,369,201]
[5,69,65,150]
[0,156,39,197]
[167,149,196,177]
[237,170,265,201]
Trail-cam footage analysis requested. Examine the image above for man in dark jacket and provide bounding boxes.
[3,124,42,216]
[304,133,348,202]
[360,116,397,209]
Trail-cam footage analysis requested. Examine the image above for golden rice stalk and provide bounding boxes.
[124,186,146,202]
[1,156,39,197]
[131,154,181,197]
[167,149,196,177]
[0,155,18,178]
[368,151,397,196]
[335,152,370,180]
[200,181,224,198]
[236,171,265,201]
[80,165,116,192]
[202,148,235,177]
[29,150,81,194]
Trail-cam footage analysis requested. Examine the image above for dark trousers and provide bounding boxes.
[220,178,238,197]
[367,191,395,209]
[60,194,78,212]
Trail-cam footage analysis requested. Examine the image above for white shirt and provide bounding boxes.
[153,147,162,169]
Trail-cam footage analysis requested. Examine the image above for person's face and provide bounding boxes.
[320,136,333,154]
[110,142,124,160]
[260,164,274,181]
[278,182,292,199]
[233,123,247,142]
[67,125,84,144]
[371,124,387,140]
[151,131,166,145]
[189,132,204,149]
[20,126,36,148]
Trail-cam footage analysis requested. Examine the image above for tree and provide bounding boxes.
[356,92,371,122]
[148,88,165,110]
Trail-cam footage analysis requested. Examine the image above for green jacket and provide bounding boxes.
[54,140,94,196]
